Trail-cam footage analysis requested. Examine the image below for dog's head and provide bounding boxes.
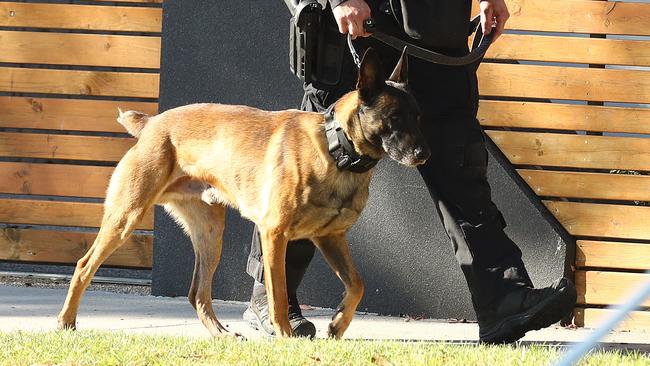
[353,47,430,167]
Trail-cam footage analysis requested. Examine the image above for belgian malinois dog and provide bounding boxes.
[57,48,430,338]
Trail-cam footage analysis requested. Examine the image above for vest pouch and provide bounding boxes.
[289,1,345,87]
[289,0,321,84]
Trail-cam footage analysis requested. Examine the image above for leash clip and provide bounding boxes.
[347,34,361,69]
[347,19,377,69]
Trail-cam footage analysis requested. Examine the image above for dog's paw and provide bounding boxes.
[327,309,351,339]
[57,319,77,331]
[327,322,343,339]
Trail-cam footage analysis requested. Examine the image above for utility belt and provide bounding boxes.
[287,0,492,85]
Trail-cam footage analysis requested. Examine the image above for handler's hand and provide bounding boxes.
[332,0,371,39]
[480,0,509,43]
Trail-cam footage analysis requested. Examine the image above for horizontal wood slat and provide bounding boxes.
[576,241,650,271]
[544,201,650,241]
[0,132,134,162]
[0,162,113,198]
[0,31,160,68]
[518,170,650,202]
[478,101,650,135]
[0,67,159,98]
[0,97,158,132]
[504,0,650,36]
[576,271,650,307]
[478,63,650,104]
[0,198,153,230]
[486,34,650,67]
[0,2,162,32]
[0,228,152,268]
[487,131,650,171]
[574,308,650,332]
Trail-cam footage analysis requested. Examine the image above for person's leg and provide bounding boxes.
[245,224,317,336]
[245,225,316,336]
[411,58,576,344]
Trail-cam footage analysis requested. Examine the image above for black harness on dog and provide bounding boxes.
[324,104,378,173]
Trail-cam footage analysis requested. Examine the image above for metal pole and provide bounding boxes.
[555,271,650,366]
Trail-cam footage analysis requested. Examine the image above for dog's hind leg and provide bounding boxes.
[57,145,172,330]
[312,233,364,339]
[163,199,231,337]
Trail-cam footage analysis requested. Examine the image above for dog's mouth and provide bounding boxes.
[403,156,428,167]
[382,135,430,167]
[385,147,430,167]
[399,156,428,167]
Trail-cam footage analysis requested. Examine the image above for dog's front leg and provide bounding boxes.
[312,233,364,339]
[259,228,293,337]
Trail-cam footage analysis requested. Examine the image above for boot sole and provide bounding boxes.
[243,307,276,338]
[480,282,577,344]
[243,307,316,338]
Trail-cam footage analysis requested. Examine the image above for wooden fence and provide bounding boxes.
[475,0,650,331]
[0,0,162,269]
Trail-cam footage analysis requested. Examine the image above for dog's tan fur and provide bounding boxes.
[57,49,422,339]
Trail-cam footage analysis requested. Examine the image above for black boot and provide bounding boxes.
[243,281,316,338]
[478,277,577,344]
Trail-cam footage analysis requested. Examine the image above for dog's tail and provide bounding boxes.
[117,108,149,138]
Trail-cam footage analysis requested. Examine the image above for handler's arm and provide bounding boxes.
[479,0,510,42]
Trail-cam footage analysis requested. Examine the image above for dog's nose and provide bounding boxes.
[414,146,430,161]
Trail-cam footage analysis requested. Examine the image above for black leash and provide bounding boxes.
[348,16,493,68]
[324,103,378,173]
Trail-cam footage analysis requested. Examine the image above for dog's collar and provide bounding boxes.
[324,104,378,173]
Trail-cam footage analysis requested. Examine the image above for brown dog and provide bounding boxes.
[57,48,429,338]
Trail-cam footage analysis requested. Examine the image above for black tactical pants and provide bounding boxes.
[246,37,533,319]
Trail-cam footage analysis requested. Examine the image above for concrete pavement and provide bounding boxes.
[1,285,648,350]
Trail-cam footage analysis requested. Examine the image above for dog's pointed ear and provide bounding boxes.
[356,48,384,102]
[388,46,408,85]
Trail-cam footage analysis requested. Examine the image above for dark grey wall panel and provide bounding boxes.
[156,1,302,111]
[153,0,302,302]
[152,0,573,320]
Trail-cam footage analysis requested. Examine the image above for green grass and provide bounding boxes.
[0,331,648,366]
